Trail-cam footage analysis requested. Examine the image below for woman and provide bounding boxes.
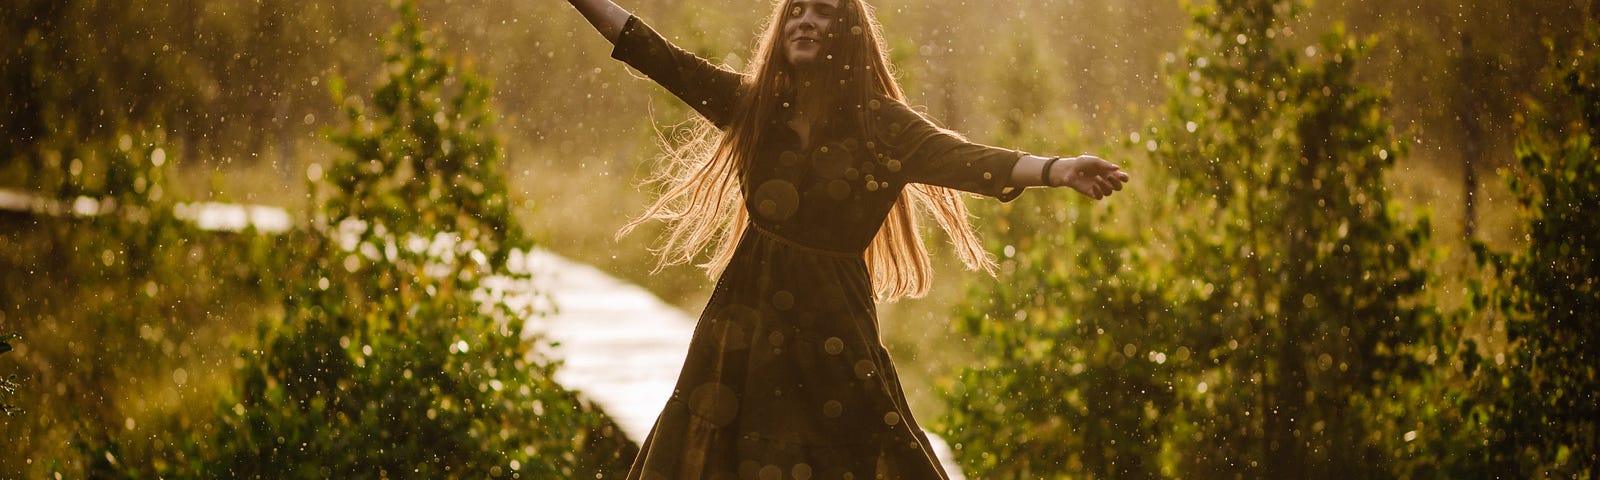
[564,0,1130,478]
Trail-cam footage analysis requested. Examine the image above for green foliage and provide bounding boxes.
[2,1,176,167]
[163,2,635,477]
[0,334,19,418]
[1464,23,1600,477]
[938,193,1181,477]
[5,2,637,476]
[939,0,1442,477]
[0,127,276,477]
[1153,5,1442,475]
[322,8,517,251]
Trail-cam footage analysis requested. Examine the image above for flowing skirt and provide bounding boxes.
[626,225,950,480]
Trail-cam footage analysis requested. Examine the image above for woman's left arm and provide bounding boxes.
[1009,154,1130,200]
[881,97,1131,201]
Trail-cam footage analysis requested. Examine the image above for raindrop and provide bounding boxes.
[824,337,844,355]
[772,291,795,310]
[793,463,814,480]
[689,382,740,426]
[760,465,782,480]
[823,400,843,418]
[883,411,901,426]
[853,360,876,379]
[752,180,800,220]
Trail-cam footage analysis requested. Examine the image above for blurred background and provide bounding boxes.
[2,0,1595,477]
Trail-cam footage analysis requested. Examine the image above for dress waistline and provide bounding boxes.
[747,223,862,259]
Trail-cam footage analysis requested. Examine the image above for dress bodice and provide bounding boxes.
[742,122,915,252]
[611,15,1023,254]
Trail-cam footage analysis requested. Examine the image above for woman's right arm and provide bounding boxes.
[564,1,744,127]
[567,0,631,44]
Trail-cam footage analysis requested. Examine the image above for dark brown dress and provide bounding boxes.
[611,16,1023,480]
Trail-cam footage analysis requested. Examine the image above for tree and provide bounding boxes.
[1465,22,1600,477]
[177,2,633,476]
[939,0,1440,477]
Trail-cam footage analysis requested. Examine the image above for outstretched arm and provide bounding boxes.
[567,0,631,44]
[563,0,742,126]
[878,97,1130,202]
[1010,154,1130,200]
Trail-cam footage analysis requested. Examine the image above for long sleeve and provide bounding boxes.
[873,97,1024,202]
[610,15,744,128]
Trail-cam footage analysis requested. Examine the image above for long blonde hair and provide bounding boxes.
[618,0,995,301]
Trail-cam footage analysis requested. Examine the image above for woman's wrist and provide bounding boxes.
[1040,156,1062,187]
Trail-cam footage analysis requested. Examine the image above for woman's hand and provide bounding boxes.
[1051,155,1129,200]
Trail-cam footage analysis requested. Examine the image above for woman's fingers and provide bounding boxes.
[1070,155,1130,199]
[1097,175,1120,194]
[1059,155,1131,200]
[1076,156,1125,178]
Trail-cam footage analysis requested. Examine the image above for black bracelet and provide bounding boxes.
[1041,156,1062,187]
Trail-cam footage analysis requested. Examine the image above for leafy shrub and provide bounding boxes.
[1464,23,1600,477]
[153,2,634,477]
[0,127,276,477]
[938,0,1442,477]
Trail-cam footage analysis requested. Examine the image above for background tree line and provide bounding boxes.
[937,0,1597,478]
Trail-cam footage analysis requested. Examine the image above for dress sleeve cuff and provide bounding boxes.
[609,15,647,64]
[993,151,1025,203]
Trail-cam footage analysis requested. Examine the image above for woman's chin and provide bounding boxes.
[786,50,821,67]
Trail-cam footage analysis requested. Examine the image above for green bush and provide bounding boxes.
[1464,23,1600,477]
[938,0,1443,477]
[168,2,635,477]
[0,126,276,477]
[3,1,635,475]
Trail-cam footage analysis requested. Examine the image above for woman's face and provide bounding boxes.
[781,0,842,68]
